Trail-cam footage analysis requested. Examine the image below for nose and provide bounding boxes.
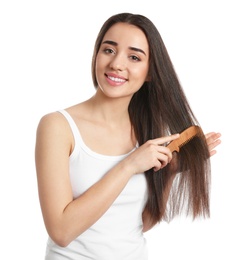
[109,54,127,71]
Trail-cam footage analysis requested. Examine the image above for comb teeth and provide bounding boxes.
[167,125,202,153]
[179,134,197,147]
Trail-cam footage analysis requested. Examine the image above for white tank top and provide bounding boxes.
[45,109,149,260]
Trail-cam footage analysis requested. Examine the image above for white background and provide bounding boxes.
[1,0,250,259]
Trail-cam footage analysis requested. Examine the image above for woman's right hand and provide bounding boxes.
[124,134,180,175]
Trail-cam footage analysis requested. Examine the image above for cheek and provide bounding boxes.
[95,56,106,77]
[95,55,102,70]
[133,65,149,82]
[96,51,108,67]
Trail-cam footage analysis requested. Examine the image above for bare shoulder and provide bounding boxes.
[36,111,69,135]
[35,111,74,152]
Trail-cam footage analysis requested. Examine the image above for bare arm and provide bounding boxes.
[35,113,180,246]
[35,113,137,246]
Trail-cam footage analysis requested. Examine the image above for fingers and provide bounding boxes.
[153,133,180,146]
[149,131,221,171]
[149,135,179,171]
[205,132,221,157]
[131,134,180,173]
[153,146,173,171]
[205,132,221,142]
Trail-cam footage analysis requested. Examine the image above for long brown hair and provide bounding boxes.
[91,13,211,225]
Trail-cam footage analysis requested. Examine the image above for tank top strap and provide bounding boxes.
[57,109,83,147]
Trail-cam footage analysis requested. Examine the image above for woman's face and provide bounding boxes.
[95,22,149,99]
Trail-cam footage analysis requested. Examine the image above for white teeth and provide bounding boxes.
[108,76,126,82]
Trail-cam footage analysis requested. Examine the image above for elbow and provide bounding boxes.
[50,234,71,248]
[45,218,89,247]
[48,229,74,248]
[53,238,71,248]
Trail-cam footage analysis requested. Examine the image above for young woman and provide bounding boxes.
[35,13,221,260]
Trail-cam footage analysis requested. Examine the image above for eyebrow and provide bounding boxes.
[102,40,146,56]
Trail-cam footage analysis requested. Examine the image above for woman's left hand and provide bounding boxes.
[205,132,221,157]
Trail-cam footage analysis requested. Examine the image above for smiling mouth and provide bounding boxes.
[106,74,127,83]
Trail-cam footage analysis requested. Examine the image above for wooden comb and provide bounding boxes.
[167,125,202,153]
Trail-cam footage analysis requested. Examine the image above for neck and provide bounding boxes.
[87,91,132,126]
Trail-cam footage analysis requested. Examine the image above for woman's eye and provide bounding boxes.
[104,48,114,54]
[130,55,140,61]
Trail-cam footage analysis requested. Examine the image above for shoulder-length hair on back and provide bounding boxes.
[91,13,211,225]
